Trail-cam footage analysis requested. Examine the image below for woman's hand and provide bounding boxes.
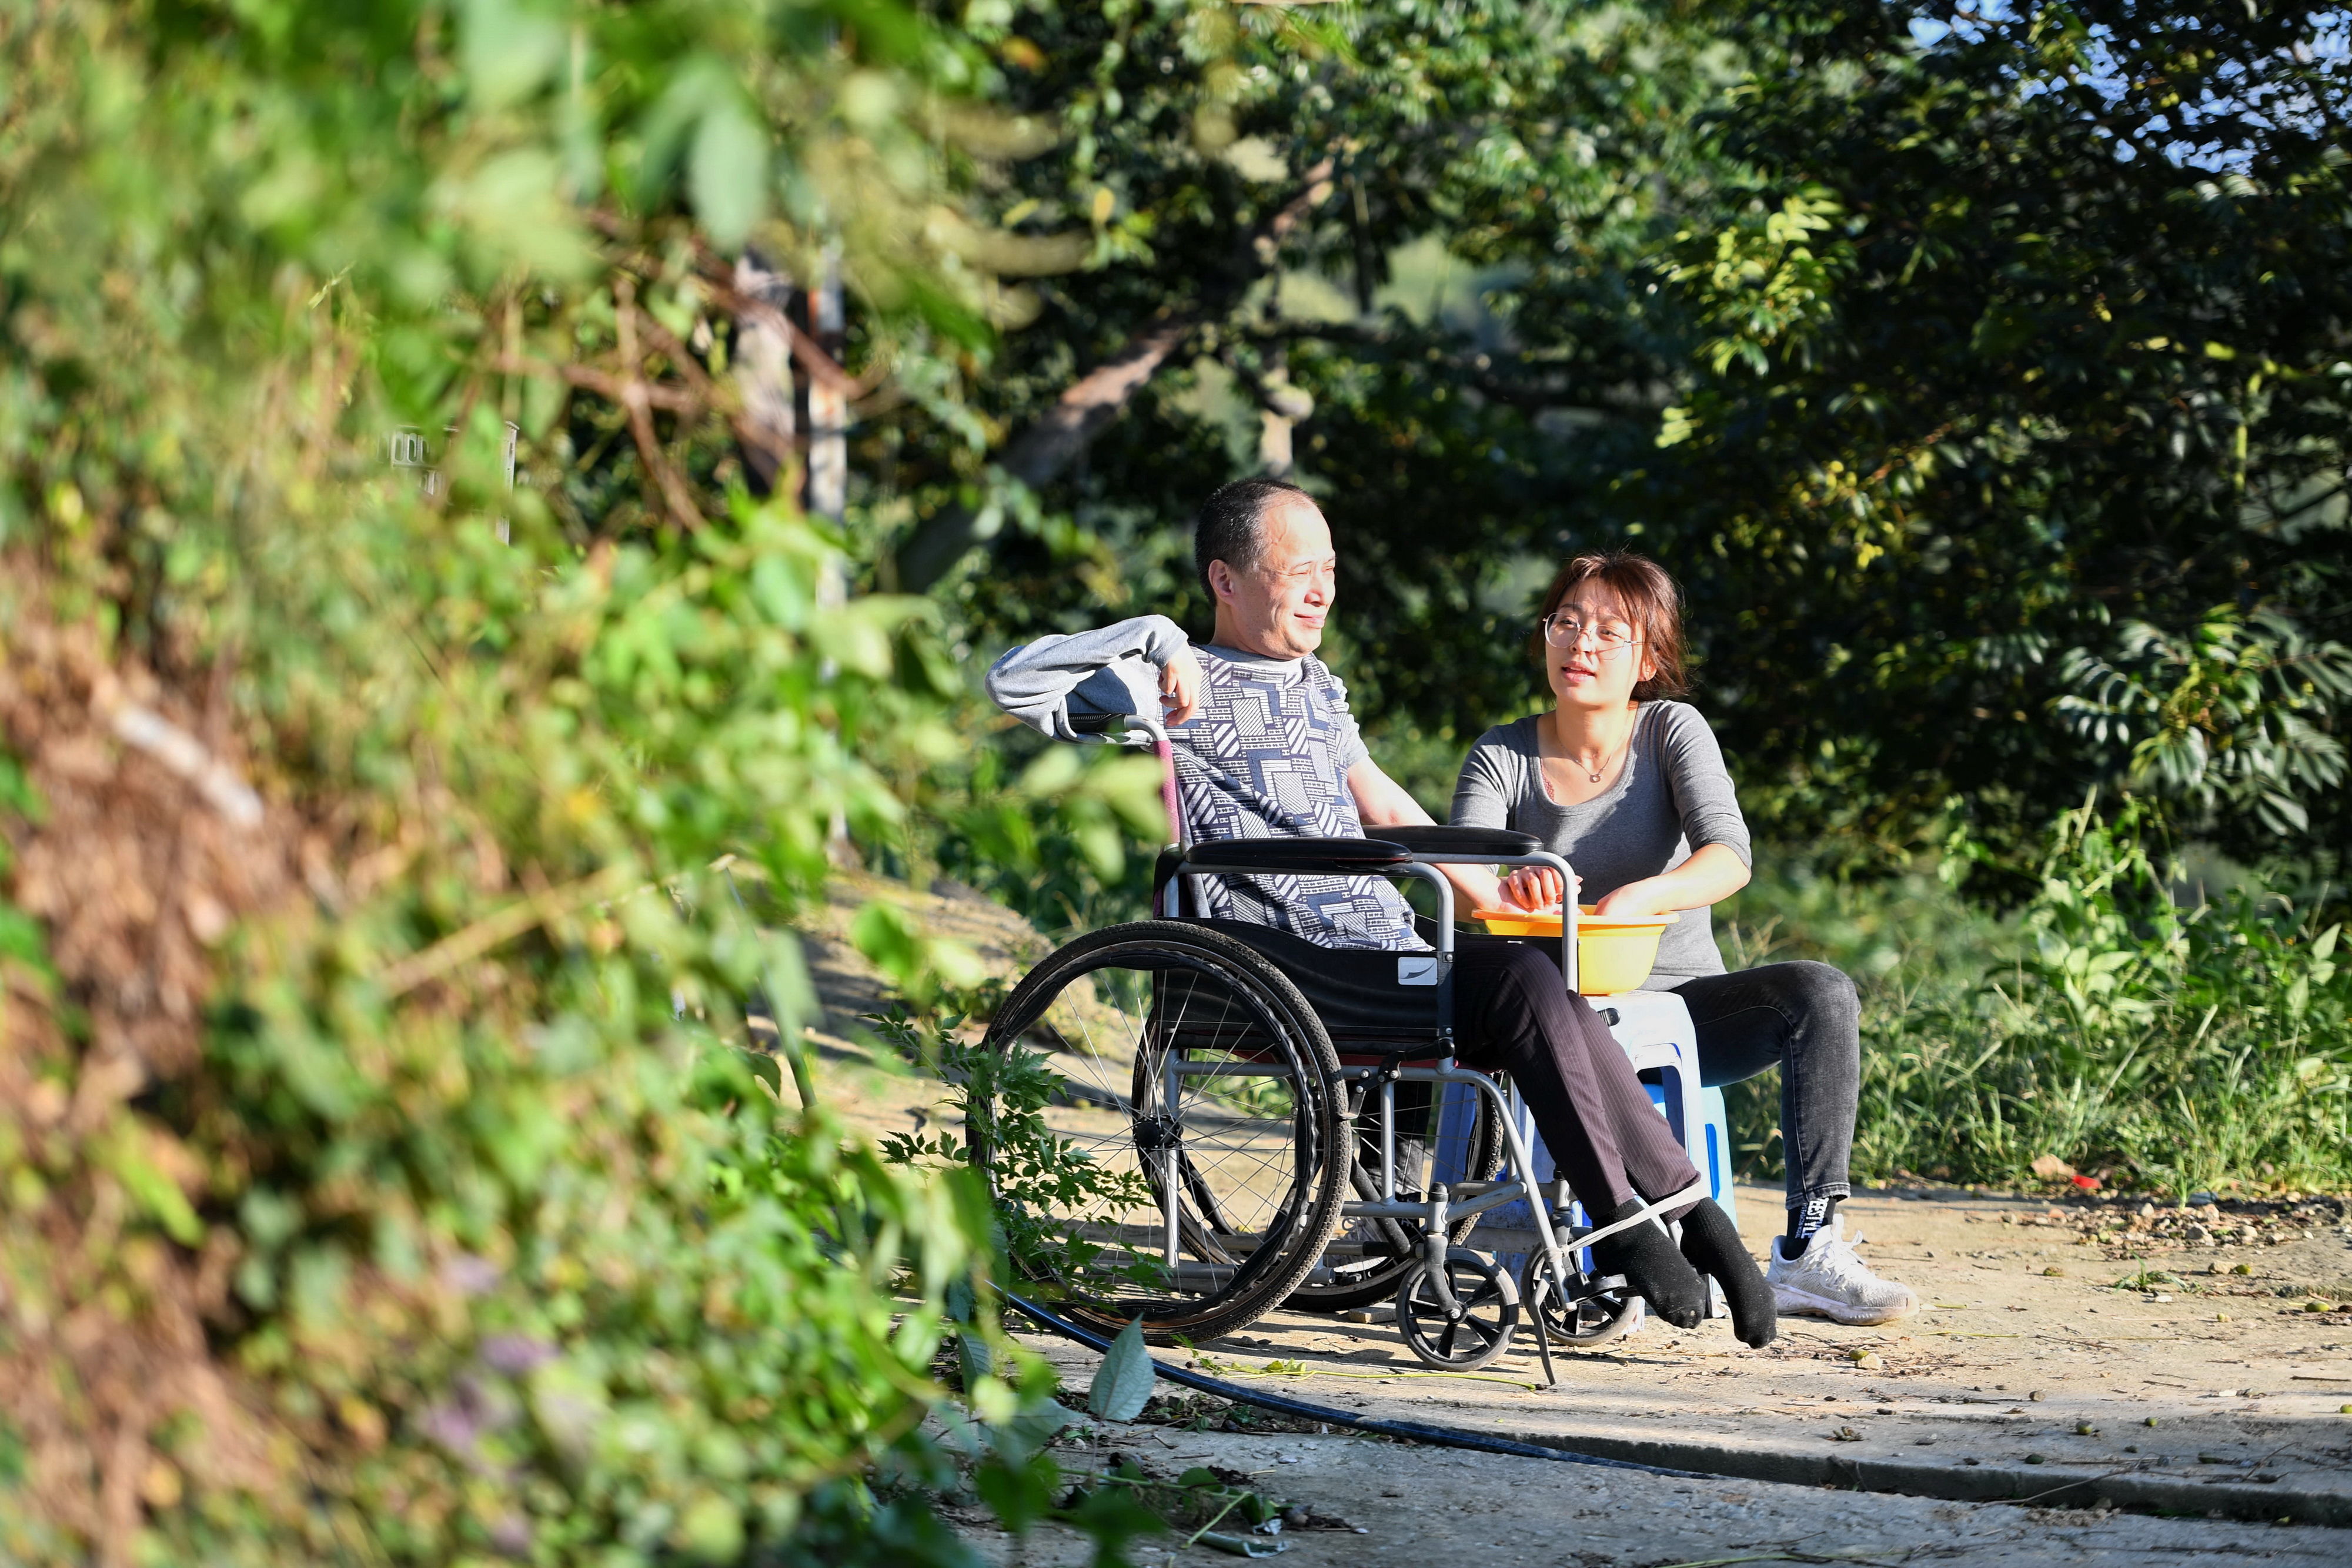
[1593,879,1673,918]
[1159,647,1202,725]
[1498,865,1578,911]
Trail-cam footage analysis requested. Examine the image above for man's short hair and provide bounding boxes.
[1194,477,1309,599]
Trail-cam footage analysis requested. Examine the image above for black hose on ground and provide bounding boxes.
[1003,1291,1707,1480]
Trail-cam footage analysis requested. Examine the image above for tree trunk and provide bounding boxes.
[731,249,797,499]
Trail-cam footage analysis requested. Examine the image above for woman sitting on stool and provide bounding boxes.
[1452,549,1918,1326]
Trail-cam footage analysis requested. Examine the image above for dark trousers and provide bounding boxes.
[1665,961,1860,1212]
[1450,943,1701,1213]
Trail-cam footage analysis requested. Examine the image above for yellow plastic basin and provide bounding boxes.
[1470,905,1679,995]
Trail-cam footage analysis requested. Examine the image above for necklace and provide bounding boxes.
[1548,710,1632,785]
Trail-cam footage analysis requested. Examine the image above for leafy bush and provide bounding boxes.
[874,999,1157,1296]
[0,0,1107,1562]
[2056,607,2352,839]
[1727,805,2352,1198]
[906,732,1171,942]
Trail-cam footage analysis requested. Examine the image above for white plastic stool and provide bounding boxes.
[1594,990,1739,1233]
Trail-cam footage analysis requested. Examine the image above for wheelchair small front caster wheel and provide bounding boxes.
[1396,1248,1519,1370]
[1520,1248,1644,1347]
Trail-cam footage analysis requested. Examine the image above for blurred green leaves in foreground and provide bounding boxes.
[0,0,1141,1560]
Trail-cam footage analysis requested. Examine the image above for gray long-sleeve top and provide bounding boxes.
[1448,703,1752,987]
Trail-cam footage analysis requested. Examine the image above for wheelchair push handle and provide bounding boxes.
[1063,710,1184,848]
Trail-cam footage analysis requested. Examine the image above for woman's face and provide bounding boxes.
[1541,583,1658,713]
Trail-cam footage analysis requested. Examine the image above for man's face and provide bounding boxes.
[1215,495,1336,660]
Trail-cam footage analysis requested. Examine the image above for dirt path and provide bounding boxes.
[966,1422,2351,1566]
[987,1183,2352,1562]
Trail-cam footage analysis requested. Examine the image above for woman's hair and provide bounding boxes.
[1530,549,1689,701]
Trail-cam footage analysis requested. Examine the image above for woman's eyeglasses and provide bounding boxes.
[1541,613,1639,652]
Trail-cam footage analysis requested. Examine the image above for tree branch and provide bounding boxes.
[691,241,870,397]
[614,280,704,531]
[892,158,1338,591]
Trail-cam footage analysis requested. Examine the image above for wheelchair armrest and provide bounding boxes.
[1379,824,1542,858]
[1179,837,1414,875]
[1064,708,1131,735]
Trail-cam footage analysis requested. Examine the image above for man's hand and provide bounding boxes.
[1158,646,1202,726]
[1498,865,1579,912]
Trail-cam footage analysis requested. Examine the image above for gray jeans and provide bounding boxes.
[1664,961,1859,1212]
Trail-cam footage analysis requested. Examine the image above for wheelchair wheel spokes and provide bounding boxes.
[1288,1079,1502,1311]
[973,921,1346,1342]
[1396,1248,1519,1370]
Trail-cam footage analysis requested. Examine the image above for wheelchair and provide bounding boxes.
[968,714,1707,1376]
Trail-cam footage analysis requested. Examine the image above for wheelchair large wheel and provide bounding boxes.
[970,921,1348,1343]
[1287,1082,1503,1312]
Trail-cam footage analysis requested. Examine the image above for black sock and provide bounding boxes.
[1589,1196,1706,1329]
[1679,1199,1778,1348]
[1782,1194,1841,1258]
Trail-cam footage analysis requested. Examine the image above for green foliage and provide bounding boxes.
[874,1001,1156,1290]
[898,0,2349,897]
[2,479,1033,1564]
[1087,1319,1157,1424]
[912,733,1171,939]
[2056,607,2352,837]
[906,0,1738,723]
[0,0,1147,1562]
[1629,0,2352,881]
[1060,1456,1297,1559]
[1730,805,2352,1199]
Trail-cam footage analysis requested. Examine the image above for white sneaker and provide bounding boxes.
[1766,1218,1919,1325]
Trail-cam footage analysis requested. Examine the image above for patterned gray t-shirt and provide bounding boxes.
[1172,645,1421,950]
[981,615,1419,951]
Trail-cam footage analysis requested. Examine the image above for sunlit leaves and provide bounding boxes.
[2055,608,2352,836]
[1663,189,1855,377]
[1622,0,2352,878]
[0,0,1068,1560]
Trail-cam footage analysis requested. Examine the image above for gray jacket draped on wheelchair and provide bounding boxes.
[975,616,1775,1363]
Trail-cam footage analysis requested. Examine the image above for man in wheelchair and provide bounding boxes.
[985,477,1776,1350]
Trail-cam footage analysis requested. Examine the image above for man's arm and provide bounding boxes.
[985,614,1200,737]
[1345,757,1506,913]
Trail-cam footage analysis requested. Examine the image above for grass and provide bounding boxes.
[1716,810,2352,1200]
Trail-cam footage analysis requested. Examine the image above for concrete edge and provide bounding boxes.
[1496,1428,2352,1527]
